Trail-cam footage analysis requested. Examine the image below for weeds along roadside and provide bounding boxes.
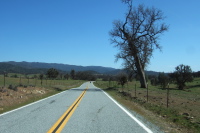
[94,80,200,133]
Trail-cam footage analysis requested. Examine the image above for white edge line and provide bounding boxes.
[93,85,153,133]
[0,83,85,117]
[102,90,153,133]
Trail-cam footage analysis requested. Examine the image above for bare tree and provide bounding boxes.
[110,0,168,88]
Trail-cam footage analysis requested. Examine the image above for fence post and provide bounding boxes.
[167,83,170,108]
[3,71,6,87]
[35,78,37,86]
[147,82,149,102]
[19,75,22,85]
[135,83,136,98]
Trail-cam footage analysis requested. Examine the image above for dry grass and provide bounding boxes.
[0,86,50,113]
[0,75,85,114]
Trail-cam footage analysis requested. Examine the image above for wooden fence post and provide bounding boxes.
[167,83,170,108]
[147,82,149,102]
[3,71,6,87]
[135,83,136,98]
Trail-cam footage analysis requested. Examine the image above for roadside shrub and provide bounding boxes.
[23,85,27,88]
[11,74,18,78]
[18,84,23,87]
[28,85,35,87]
[8,85,18,91]
[54,87,62,91]
[8,85,13,89]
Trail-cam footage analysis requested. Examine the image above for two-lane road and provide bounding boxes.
[0,82,159,133]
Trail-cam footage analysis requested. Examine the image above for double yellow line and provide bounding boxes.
[47,86,88,133]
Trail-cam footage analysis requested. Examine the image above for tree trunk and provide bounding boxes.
[135,55,147,88]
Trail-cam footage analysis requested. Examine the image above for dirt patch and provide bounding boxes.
[0,86,49,112]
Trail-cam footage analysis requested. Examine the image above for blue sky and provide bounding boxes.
[0,0,200,72]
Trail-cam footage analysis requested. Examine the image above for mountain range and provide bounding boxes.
[0,61,120,74]
[0,61,159,75]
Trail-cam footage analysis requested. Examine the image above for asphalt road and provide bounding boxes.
[0,82,159,133]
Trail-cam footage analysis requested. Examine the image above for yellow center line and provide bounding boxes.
[47,86,88,133]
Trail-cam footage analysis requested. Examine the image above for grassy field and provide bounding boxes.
[94,78,200,133]
[0,74,85,114]
[0,73,79,88]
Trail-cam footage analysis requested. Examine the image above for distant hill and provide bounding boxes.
[0,62,49,74]
[146,71,160,76]
[1,61,118,74]
[0,61,160,75]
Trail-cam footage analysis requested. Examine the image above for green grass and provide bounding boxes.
[0,74,85,89]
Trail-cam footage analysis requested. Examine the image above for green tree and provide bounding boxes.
[117,73,128,91]
[64,73,69,80]
[148,75,158,86]
[70,69,75,80]
[158,72,169,89]
[59,73,63,80]
[46,68,59,80]
[39,74,44,85]
[110,0,168,88]
[75,71,96,81]
[173,64,193,90]
[33,75,38,79]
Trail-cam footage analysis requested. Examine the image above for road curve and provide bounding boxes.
[0,82,160,133]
